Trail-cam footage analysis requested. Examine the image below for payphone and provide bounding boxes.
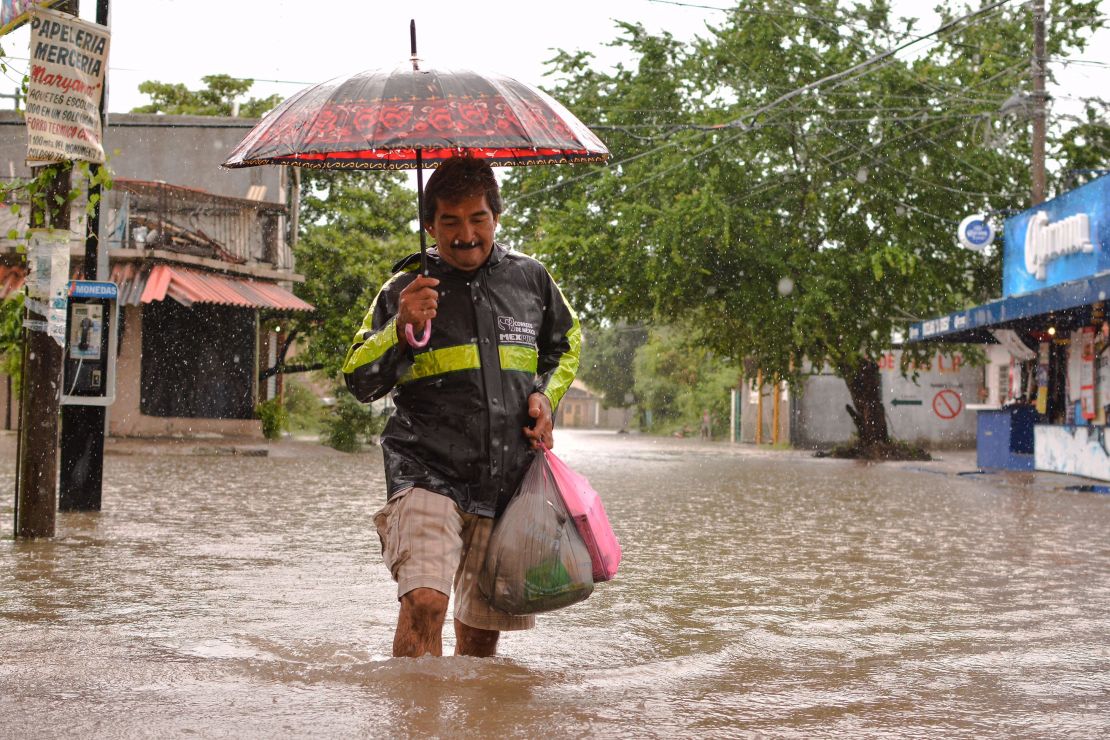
[61,280,118,406]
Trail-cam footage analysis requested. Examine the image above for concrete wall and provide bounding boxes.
[556,394,632,430]
[741,349,982,449]
[0,110,285,204]
[880,350,979,448]
[1035,424,1110,480]
[792,373,854,447]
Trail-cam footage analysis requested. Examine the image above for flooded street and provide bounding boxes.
[2,429,1109,738]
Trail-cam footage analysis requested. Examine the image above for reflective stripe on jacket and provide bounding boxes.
[342,242,581,517]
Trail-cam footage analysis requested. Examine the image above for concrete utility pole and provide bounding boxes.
[59,0,111,512]
[15,166,71,538]
[1031,0,1047,205]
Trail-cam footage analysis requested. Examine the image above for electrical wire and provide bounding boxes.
[590,1,1015,142]
[513,69,1021,206]
[622,60,1030,210]
[519,51,1027,205]
[714,0,1019,130]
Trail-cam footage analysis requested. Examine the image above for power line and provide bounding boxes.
[0,55,315,85]
[623,61,1030,210]
[720,0,1018,130]
[512,54,1025,205]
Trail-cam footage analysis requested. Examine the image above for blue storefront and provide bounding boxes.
[910,174,1110,479]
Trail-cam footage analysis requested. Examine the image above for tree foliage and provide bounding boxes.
[132,74,281,117]
[0,293,24,394]
[291,170,417,378]
[502,0,1105,447]
[633,326,738,435]
[577,322,647,409]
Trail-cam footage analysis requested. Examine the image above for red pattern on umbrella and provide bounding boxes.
[224,65,609,170]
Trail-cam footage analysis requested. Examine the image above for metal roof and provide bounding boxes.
[908,271,1110,344]
[141,264,314,312]
[0,263,314,313]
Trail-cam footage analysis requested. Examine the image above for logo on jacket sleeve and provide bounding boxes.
[497,315,537,345]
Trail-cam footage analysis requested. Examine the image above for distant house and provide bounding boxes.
[0,112,313,437]
[554,379,632,430]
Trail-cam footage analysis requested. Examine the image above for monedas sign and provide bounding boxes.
[1003,174,1110,296]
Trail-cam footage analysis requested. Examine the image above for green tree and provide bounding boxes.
[503,0,1104,454]
[289,170,417,378]
[578,322,647,410]
[0,293,24,393]
[633,326,738,435]
[132,73,281,117]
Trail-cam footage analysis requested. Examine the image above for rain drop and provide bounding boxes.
[777,277,795,296]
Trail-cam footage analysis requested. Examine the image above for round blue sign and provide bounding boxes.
[958,214,995,252]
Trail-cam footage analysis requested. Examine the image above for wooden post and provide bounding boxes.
[1031,0,1046,205]
[771,376,781,446]
[755,368,764,445]
[15,164,71,538]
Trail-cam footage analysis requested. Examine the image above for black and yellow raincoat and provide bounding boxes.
[343,243,581,518]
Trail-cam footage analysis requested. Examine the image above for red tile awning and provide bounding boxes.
[140,264,314,312]
[0,263,313,312]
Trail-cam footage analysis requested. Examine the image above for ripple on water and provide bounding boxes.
[1,433,1109,737]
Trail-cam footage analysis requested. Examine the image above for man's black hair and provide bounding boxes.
[422,156,502,225]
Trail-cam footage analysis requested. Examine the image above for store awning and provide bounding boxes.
[140,264,314,312]
[0,263,313,312]
[908,271,1110,344]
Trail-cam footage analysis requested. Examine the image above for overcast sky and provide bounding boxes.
[0,0,1106,117]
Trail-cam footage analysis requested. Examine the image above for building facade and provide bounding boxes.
[0,112,312,437]
[736,351,981,449]
[911,174,1110,479]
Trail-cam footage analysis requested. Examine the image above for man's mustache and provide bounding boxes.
[451,239,481,250]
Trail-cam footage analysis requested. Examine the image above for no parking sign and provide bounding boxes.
[932,389,963,420]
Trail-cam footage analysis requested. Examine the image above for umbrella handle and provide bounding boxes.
[405,321,432,348]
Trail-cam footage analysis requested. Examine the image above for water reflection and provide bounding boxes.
[1,431,1108,737]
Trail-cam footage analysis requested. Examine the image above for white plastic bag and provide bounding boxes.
[479,453,594,615]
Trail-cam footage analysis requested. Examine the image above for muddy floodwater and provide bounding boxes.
[1,430,1109,738]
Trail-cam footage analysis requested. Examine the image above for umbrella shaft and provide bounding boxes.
[416,149,428,276]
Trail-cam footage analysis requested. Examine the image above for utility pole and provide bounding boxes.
[14,166,71,538]
[59,0,111,511]
[1031,0,1047,205]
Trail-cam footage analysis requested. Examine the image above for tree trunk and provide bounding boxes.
[839,359,890,448]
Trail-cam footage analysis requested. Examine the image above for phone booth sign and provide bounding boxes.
[61,280,118,406]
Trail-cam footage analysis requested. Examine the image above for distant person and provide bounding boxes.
[700,409,712,440]
[343,156,580,659]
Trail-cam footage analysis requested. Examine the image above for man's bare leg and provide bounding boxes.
[394,588,449,657]
[454,619,500,657]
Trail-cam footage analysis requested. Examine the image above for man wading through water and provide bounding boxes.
[343,156,581,657]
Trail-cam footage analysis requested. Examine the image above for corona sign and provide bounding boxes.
[1003,175,1110,296]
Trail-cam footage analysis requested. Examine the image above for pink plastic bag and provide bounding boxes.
[544,448,621,582]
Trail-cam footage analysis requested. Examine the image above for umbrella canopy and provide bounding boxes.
[222,65,609,170]
[223,23,609,348]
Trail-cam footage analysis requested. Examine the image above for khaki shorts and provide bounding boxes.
[373,487,535,632]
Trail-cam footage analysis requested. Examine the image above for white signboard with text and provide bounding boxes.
[24,6,110,164]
